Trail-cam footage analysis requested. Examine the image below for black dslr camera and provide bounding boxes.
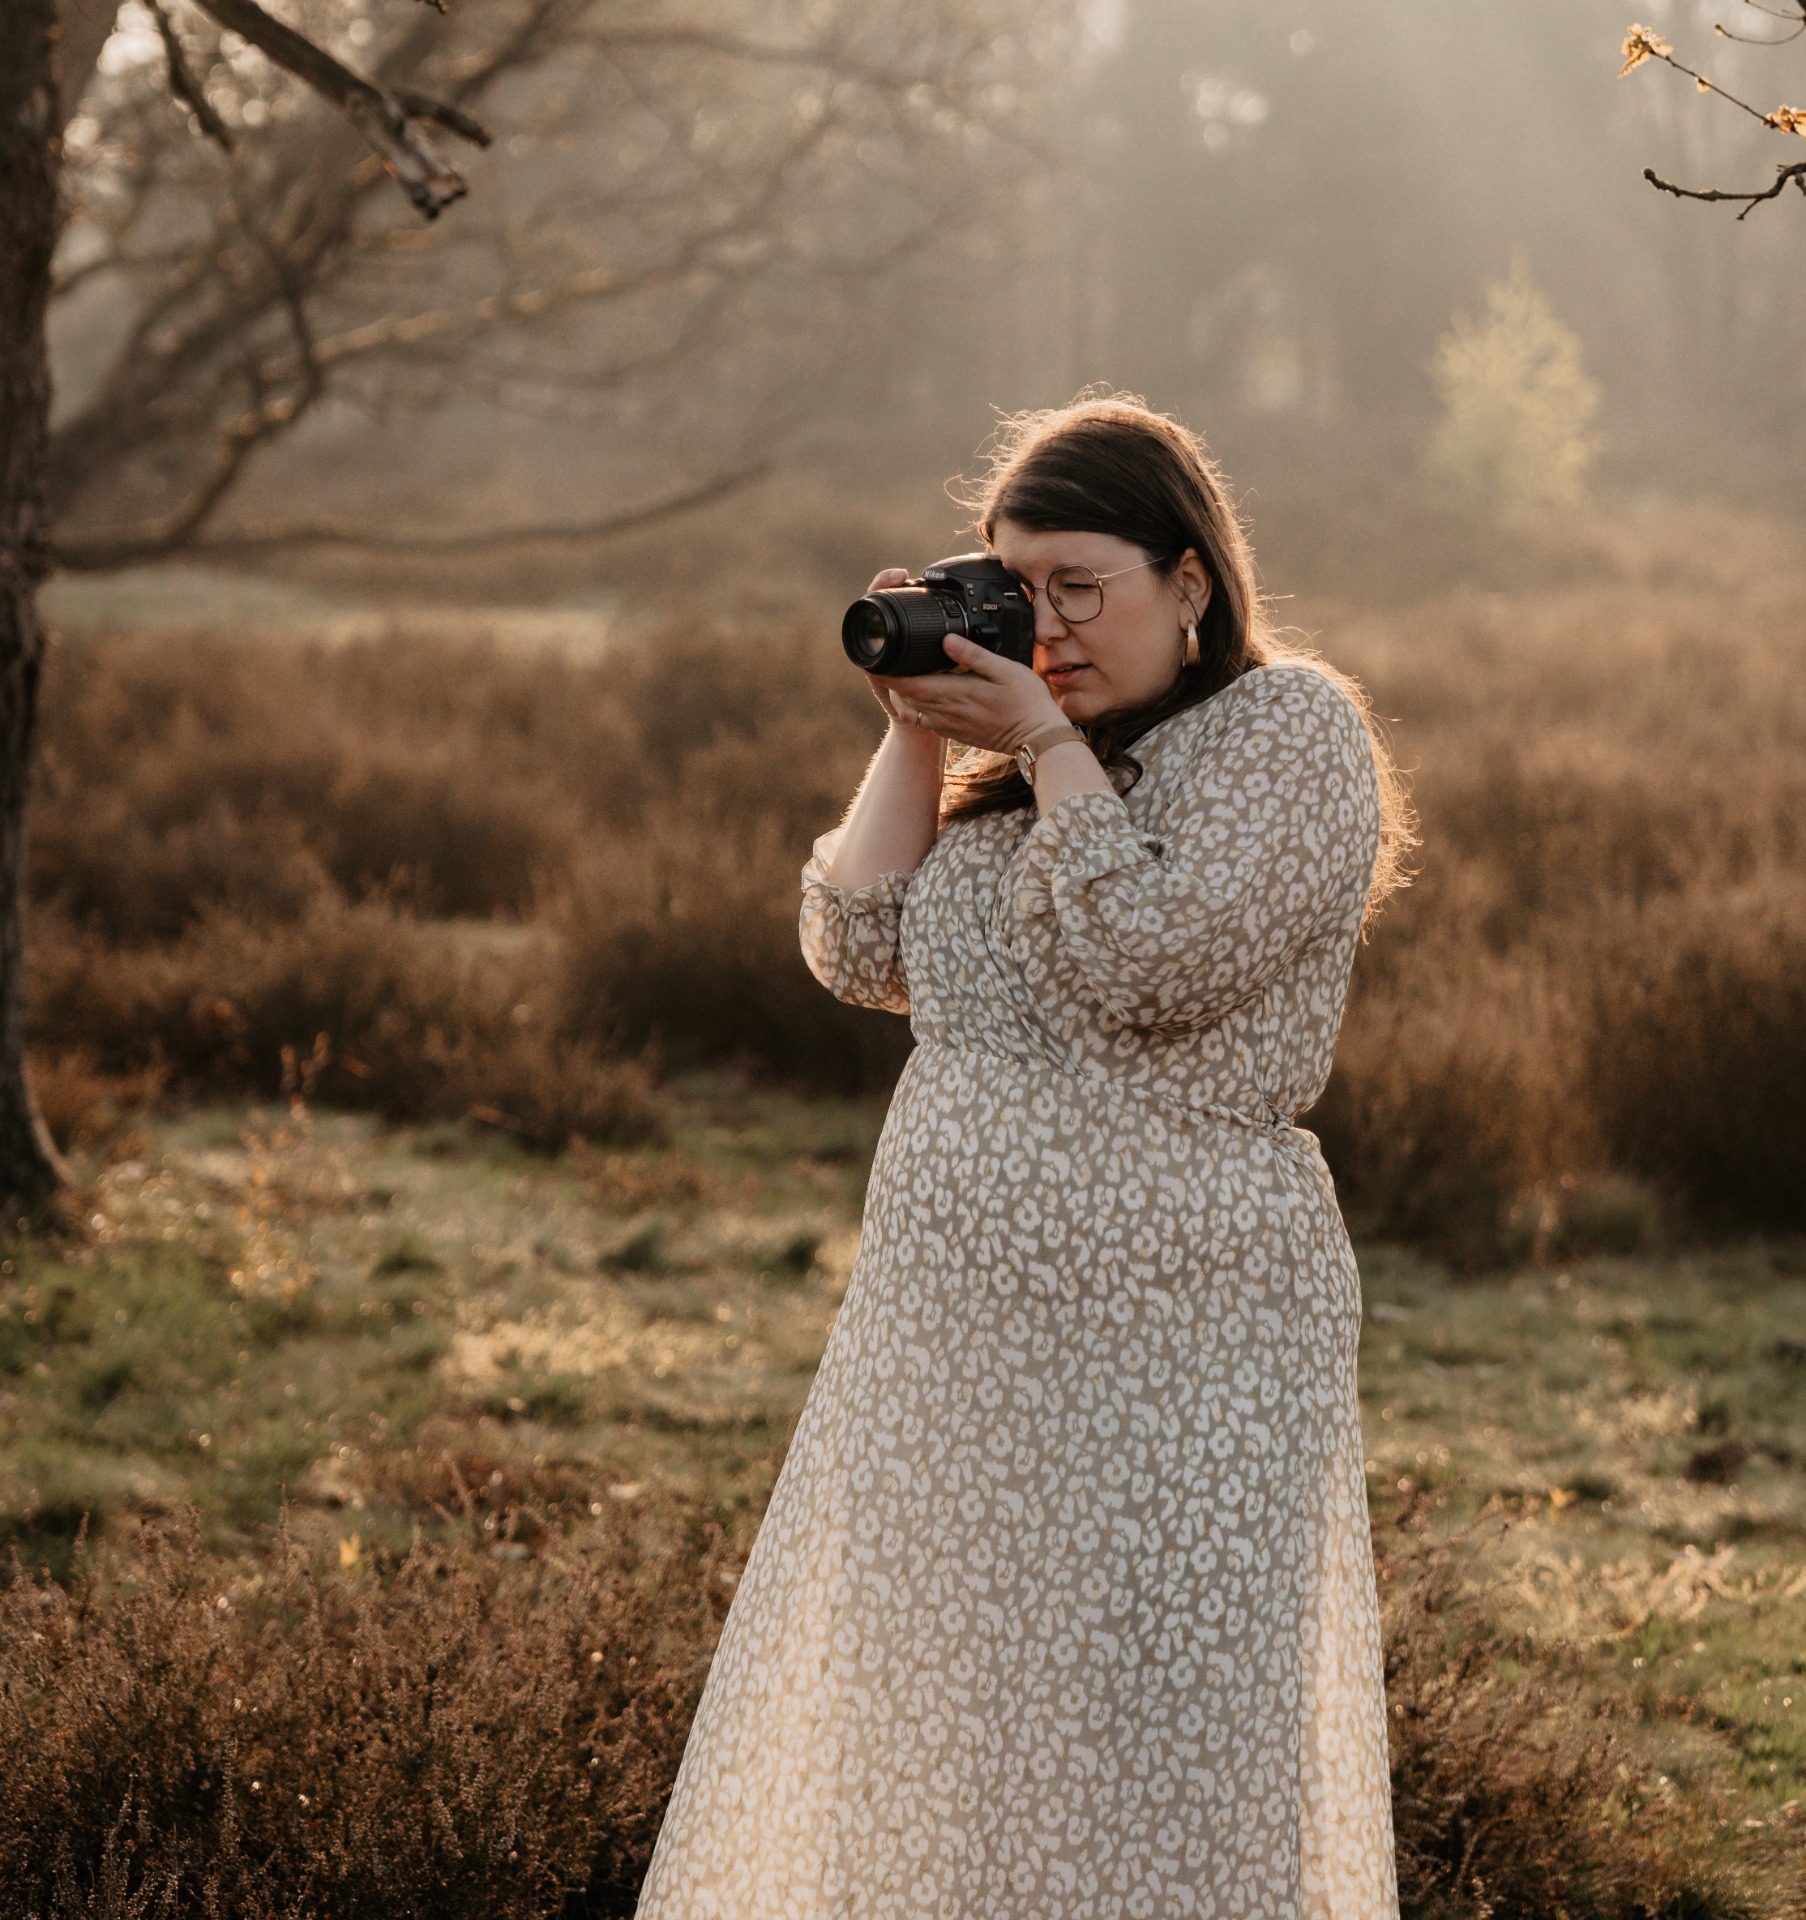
[841,554,1034,678]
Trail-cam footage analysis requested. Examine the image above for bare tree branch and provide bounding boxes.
[49,200,333,566]
[149,0,232,149]
[53,458,772,566]
[48,0,1056,562]
[191,0,490,216]
[1622,17,1806,214]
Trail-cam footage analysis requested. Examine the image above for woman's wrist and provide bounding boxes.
[888,716,948,762]
[1030,736,1113,818]
[1006,703,1070,754]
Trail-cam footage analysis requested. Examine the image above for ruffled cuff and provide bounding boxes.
[797,828,913,1014]
[1010,788,1161,923]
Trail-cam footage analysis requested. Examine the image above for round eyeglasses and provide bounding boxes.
[1013,554,1170,625]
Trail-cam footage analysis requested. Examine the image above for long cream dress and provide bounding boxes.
[634,663,1398,1919]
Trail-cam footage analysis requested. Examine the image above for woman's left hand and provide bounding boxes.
[873,636,1065,755]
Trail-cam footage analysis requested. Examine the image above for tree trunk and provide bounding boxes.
[0,0,70,1211]
[54,0,118,132]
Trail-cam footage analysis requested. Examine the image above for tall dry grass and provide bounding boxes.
[28,566,1806,1242]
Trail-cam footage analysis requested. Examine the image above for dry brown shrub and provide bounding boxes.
[1584,877,1806,1232]
[1378,1527,1778,1920]
[33,634,601,931]
[1319,580,1806,1255]
[27,899,661,1150]
[28,576,1806,1235]
[451,1029,667,1156]
[543,628,913,1089]
[2,1506,1787,1919]
[31,623,909,1109]
[24,1050,167,1156]
[0,1509,734,1920]
[552,810,913,1092]
[1315,944,1588,1267]
[353,1433,623,1546]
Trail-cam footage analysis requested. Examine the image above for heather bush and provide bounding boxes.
[1318,581,1806,1256]
[552,810,913,1091]
[31,624,904,1108]
[28,575,1806,1238]
[0,1510,1784,1919]
[27,899,662,1149]
[1380,1527,1777,1920]
[0,1511,730,1920]
[1585,877,1806,1232]
[1313,953,1582,1269]
[33,635,604,929]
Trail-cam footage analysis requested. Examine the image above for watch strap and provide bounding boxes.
[1016,722,1086,780]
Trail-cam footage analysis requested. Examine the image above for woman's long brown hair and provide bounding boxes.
[940,394,1415,920]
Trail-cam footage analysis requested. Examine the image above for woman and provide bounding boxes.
[634,397,1412,1918]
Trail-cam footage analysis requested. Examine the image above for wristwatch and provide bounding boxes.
[1014,721,1087,783]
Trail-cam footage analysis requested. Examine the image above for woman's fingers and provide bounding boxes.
[870,675,913,707]
[869,644,1063,752]
[886,692,1021,746]
[939,634,1013,680]
[866,567,910,593]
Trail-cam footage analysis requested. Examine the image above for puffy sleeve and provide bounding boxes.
[798,825,913,1015]
[1006,667,1380,1036]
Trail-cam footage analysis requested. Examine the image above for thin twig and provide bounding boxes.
[1638,43,1790,128]
[1643,159,1806,216]
[149,0,234,150]
[1713,0,1806,46]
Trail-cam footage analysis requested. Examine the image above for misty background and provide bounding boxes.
[42,0,1806,633]
[11,12,1806,1901]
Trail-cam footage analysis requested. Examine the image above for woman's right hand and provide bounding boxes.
[863,569,932,737]
[827,567,947,887]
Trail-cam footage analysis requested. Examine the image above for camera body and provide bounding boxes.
[841,554,1035,677]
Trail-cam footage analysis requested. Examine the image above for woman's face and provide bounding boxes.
[990,520,1212,726]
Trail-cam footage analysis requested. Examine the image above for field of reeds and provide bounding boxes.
[4,507,1804,1915]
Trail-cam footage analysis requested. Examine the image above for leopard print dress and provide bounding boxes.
[634,663,1398,1919]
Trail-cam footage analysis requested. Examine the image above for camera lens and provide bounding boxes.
[840,588,962,676]
[841,599,893,670]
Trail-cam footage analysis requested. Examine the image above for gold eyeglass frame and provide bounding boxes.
[1011,554,1170,625]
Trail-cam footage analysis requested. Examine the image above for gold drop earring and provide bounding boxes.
[1182,618,1201,669]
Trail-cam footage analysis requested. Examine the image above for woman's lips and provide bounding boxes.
[1042,663,1090,686]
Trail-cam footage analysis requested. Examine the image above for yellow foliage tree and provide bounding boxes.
[1428,260,1602,519]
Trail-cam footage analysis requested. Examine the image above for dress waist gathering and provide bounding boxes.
[907,1035,1316,1148]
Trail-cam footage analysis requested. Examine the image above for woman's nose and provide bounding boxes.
[1032,596,1071,646]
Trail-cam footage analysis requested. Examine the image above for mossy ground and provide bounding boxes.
[1359,1241,1806,1828]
